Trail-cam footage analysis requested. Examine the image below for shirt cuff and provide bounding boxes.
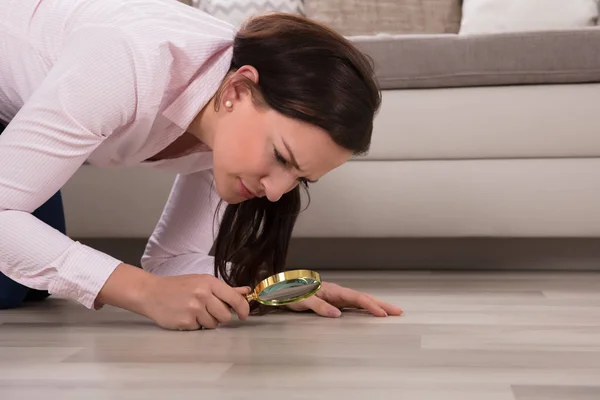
[48,241,123,309]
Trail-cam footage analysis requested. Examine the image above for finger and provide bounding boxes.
[364,294,404,316]
[339,289,387,317]
[176,318,202,331]
[196,307,220,329]
[380,302,403,316]
[211,282,251,321]
[234,286,252,295]
[303,296,342,318]
[286,300,311,312]
[205,296,234,324]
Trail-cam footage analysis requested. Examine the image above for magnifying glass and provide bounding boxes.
[246,269,321,306]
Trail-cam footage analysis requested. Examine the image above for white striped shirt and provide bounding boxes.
[0,0,235,309]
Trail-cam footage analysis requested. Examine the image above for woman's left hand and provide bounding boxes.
[286,281,403,318]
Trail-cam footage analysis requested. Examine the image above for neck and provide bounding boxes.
[187,96,217,148]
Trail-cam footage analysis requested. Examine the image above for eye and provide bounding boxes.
[273,147,288,166]
[274,147,311,188]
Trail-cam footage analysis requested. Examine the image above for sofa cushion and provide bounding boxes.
[350,29,600,89]
[304,0,462,36]
[362,84,600,161]
[459,0,599,35]
[199,0,304,27]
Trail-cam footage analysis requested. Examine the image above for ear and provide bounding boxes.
[236,65,259,84]
[218,65,260,110]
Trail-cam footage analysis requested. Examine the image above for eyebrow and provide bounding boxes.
[282,139,319,183]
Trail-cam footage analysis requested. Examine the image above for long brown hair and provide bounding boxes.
[212,13,381,306]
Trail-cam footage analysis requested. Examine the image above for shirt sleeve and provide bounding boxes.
[141,169,231,278]
[0,27,144,309]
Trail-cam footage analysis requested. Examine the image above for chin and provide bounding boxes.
[217,183,245,204]
[226,196,246,205]
[216,187,242,204]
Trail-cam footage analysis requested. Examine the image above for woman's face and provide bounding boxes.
[206,68,353,205]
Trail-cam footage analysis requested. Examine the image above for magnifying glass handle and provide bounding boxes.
[246,292,258,302]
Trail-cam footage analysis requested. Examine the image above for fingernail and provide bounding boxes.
[329,308,342,317]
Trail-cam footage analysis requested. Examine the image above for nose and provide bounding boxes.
[261,175,297,202]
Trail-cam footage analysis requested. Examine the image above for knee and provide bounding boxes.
[0,293,26,309]
[0,276,29,309]
[32,191,66,234]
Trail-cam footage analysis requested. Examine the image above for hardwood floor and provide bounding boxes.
[1,271,599,400]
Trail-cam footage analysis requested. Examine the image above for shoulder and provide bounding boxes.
[72,0,236,56]
[64,1,236,74]
[54,1,235,130]
[86,1,236,96]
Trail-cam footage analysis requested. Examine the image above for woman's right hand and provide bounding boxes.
[142,273,251,331]
[96,263,251,331]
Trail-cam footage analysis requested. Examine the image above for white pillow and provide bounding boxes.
[199,0,305,28]
[460,0,600,34]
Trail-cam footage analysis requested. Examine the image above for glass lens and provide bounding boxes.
[258,278,320,302]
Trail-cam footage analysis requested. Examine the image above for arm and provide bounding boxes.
[102,170,248,329]
[0,27,145,309]
[141,168,229,278]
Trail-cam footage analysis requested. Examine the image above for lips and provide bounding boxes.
[239,179,255,199]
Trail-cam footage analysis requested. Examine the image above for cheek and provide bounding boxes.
[246,144,273,177]
[213,130,271,177]
[213,121,249,165]
[212,105,275,177]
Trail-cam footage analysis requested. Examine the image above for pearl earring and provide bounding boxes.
[225,100,233,108]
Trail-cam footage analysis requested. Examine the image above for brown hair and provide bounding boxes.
[212,13,381,308]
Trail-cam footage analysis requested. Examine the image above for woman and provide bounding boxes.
[0,0,402,330]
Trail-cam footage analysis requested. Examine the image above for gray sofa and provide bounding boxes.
[292,27,600,238]
[63,1,600,270]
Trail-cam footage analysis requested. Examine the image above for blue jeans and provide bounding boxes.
[0,121,66,309]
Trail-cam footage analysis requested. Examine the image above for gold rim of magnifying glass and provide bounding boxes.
[246,269,321,305]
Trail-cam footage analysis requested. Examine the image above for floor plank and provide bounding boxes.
[1,271,599,400]
[512,385,600,400]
